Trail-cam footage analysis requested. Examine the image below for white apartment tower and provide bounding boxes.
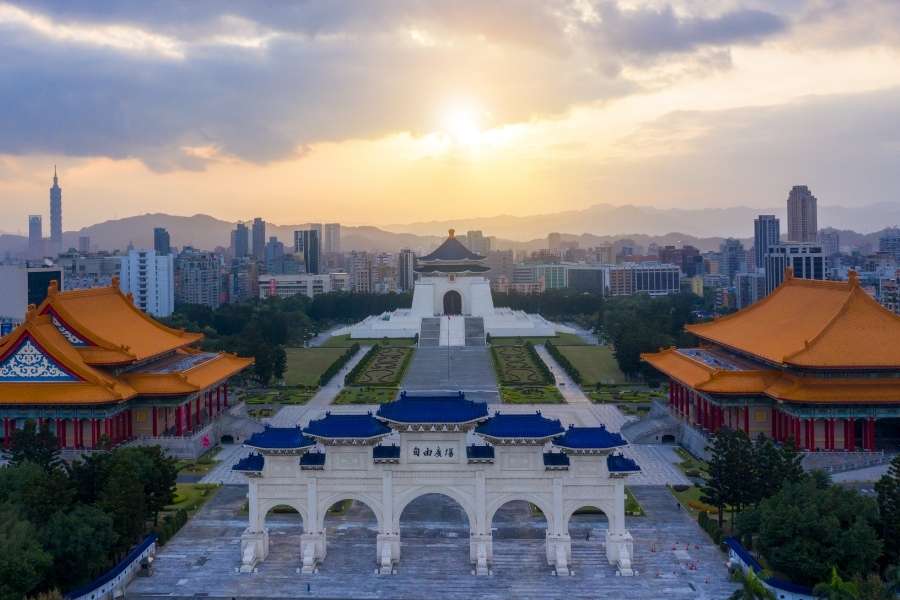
[119,249,174,317]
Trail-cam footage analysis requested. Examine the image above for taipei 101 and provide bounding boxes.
[2,2,900,599]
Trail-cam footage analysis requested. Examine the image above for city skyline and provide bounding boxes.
[2,1,900,229]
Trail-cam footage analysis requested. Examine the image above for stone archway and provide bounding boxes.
[443,290,462,315]
[262,503,306,563]
[396,490,475,571]
[319,494,382,573]
[565,504,610,572]
[488,498,551,573]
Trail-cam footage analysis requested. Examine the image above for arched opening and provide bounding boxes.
[443,290,462,316]
[567,505,609,571]
[321,498,380,573]
[398,493,472,571]
[490,500,549,573]
[263,504,305,566]
[660,434,676,444]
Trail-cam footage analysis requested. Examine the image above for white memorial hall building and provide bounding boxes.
[347,230,555,345]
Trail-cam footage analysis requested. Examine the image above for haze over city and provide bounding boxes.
[2,0,900,230]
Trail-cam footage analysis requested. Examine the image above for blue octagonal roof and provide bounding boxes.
[553,425,627,450]
[303,413,392,439]
[245,426,316,451]
[607,454,641,473]
[475,412,564,439]
[233,453,265,472]
[376,391,489,424]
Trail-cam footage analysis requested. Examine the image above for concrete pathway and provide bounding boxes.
[534,344,590,405]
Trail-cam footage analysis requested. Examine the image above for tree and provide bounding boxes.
[702,428,755,528]
[273,345,287,382]
[0,461,74,523]
[41,505,117,590]
[5,421,62,471]
[0,503,52,600]
[115,447,177,525]
[728,569,775,600]
[875,455,900,566]
[749,434,803,505]
[737,475,882,586]
[97,459,147,553]
[813,567,859,600]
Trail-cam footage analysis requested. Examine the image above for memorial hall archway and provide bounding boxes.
[397,491,474,570]
[321,495,380,571]
[443,290,462,315]
[489,499,550,573]
[262,503,305,562]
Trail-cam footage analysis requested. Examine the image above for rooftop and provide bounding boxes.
[303,413,392,440]
[475,412,564,440]
[553,425,627,451]
[376,391,489,425]
[417,229,486,263]
[607,454,641,473]
[232,453,264,472]
[245,426,316,451]
[686,273,900,368]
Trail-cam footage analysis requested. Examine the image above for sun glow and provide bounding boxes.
[439,99,486,147]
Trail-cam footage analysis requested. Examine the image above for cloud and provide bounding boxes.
[0,1,796,170]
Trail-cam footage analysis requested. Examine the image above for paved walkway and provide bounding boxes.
[128,486,735,600]
[534,344,590,405]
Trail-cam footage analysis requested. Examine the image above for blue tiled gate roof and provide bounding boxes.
[553,425,627,450]
[245,426,315,450]
[303,413,391,439]
[475,412,565,439]
[376,391,489,424]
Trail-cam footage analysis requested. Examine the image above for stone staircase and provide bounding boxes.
[419,318,440,347]
[802,450,890,474]
[464,317,486,346]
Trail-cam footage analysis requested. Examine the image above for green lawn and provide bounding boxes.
[587,387,666,404]
[500,385,563,403]
[283,347,348,386]
[323,334,416,348]
[625,488,645,517]
[490,332,586,346]
[334,386,399,404]
[350,346,414,386]
[165,483,220,514]
[244,389,315,405]
[555,345,627,385]
[491,345,551,386]
[674,447,710,479]
[175,445,220,475]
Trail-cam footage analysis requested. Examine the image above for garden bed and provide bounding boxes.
[323,334,416,348]
[348,346,414,386]
[489,332,586,346]
[491,343,553,386]
[499,386,564,404]
[334,386,399,404]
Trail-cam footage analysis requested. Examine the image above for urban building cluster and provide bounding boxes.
[4,173,900,333]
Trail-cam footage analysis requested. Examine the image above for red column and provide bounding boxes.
[794,416,801,446]
[3,417,10,449]
[185,401,192,431]
[806,418,814,451]
[743,406,750,435]
[828,419,835,450]
[176,405,184,436]
[216,387,222,415]
[151,407,158,436]
[224,383,229,407]
[90,419,97,448]
[847,418,855,450]
[73,418,80,448]
[867,417,876,451]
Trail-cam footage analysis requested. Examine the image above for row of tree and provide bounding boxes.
[0,423,178,600]
[699,428,900,591]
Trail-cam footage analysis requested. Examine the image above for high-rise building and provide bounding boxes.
[764,242,825,294]
[265,236,285,273]
[323,223,341,254]
[465,231,490,256]
[77,235,90,253]
[719,238,746,284]
[231,223,250,258]
[49,166,62,255]
[28,215,43,259]
[119,249,174,317]
[153,227,171,255]
[251,218,266,261]
[398,249,416,291]
[787,185,818,243]
[658,245,702,277]
[174,247,221,309]
[735,272,766,309]
[753,215,780,271]
[565,266,605,294]
[593,244,614,265]
[547,232,562,251]
[0,266,64,322]
[878,228,900,260]
[293,229,321,274]
[607,263,681,297]
[349,251,373,293]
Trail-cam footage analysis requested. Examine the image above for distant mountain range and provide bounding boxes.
[1,203,896,257]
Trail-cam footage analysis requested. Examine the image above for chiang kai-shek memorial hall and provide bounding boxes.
[643,270,900,452]
[234,392,641,576]
[0,280,253,457]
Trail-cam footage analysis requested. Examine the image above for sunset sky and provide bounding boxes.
[1,1,900,232]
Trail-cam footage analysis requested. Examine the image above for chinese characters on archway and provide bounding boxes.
[410,445,456,460]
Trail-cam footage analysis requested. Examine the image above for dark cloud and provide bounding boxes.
[0,1,790,169]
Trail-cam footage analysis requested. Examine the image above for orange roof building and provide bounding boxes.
[642,271,900,452]
[0,281,252,457]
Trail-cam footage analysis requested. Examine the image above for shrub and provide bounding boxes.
[545,341,582,384]
[319,343,360,386]
[672,484,691,492]
[344,344,378,385]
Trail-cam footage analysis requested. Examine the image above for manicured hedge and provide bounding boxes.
[319,343,360,386]
[545,340,582,384]
[525,342,555,385]
[344,344,378,385]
